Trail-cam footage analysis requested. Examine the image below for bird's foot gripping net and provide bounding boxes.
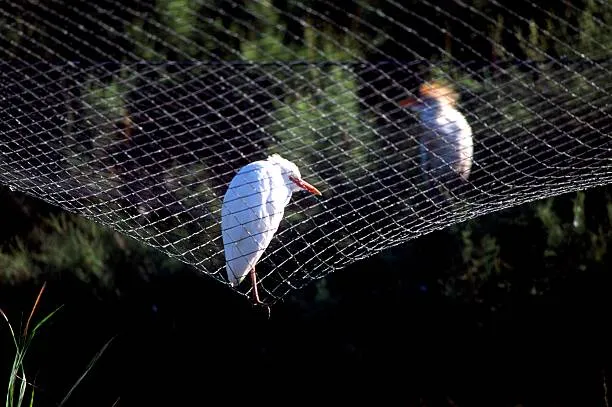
[1,1,611,305]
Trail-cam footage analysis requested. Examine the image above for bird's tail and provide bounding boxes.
[226,265,248,287]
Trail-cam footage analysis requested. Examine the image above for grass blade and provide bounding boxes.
[58,335,118,407]
[31,305,63,337]
[23,282,46,338]
[1,308,20,407]
[1,283,60,407]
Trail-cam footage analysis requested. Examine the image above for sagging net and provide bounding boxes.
[0,0,611,304]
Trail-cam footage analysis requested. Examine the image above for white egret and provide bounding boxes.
[399,81,473,200]
[221,153,322,308]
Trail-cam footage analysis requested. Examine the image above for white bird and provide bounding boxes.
[399,81,473,201]
[221,153,322,307]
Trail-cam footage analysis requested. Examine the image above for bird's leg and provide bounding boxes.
[250,266,262,303]
[250,267,271,319]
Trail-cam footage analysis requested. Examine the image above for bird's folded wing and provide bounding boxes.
[432,111,473,178]
[221,164,284,285]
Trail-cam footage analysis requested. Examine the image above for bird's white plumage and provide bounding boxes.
[409,90,474,183]
[221,154,301,287]
[422,104,473,181]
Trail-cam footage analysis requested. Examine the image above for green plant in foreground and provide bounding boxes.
[1,283,115,407]
[1,282,60,407]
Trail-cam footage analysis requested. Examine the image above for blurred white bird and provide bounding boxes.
[221,153,322,308]
[399,81,473,201]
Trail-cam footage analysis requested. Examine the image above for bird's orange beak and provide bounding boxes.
[289,176,322,196]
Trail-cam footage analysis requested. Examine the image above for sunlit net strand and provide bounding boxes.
[463,69,611,169]
[0,63,84,116]
[379,0,611,170]
[298,110,608,247]
[9,0,315,173]
[102,0,393,165]
[318,0,516,115]
[258,0,500,203]
[278,0,494,211]
[368,61,599,169]
[250,143,440,290]
[307,0,599,202]
[448,85,612,188]
[1,41,588,228]
[528,0,609,55]
[114,71,400,226]
[260,0,427,107]
[208,0,432,238]
[0,11,144,191]
[0,108,188,236]
[270,164,612,298]
[254,4,450,189]
[285,191,562,299]
[1,65,165,180]
[512,0,612,65]
[457,0,612,131]
[23,0,144,63]
[1,0,608,194]
[290,2,608,198]
[311,161,612,271]
[0,63,268,222]
[374,41,612,192]
[518,1,612,158]
[366,57,600,169]
[415,1,612,161]
[0,11,146,210]
[0,124,222,266]
[302,171,612,283]
[367,0,612,171]
[234,59,612,294]
[2,59,608,223]
[9,59,396,274]
[262,83,612,298]
[1,2,612,302]
[288,172,611,299]
[195,69,430,262]
[212,41,488,222]
[106,63,384,282]
[139,3,408,183]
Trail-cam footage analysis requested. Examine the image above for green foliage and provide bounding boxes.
[0,241,36,285]
[438,223,508,301]
[0,210,186,291]
[461,227,504,281]
[79,76,130,157]
[240,1,361,62]
[34,215,110,286]
[490,14,505,60]
[267,65,376,174]
[159,0,199,40]
[431,186,612,305]
[578,0,612,58]
[516,19,548,61]
[125,18,158,60]
[534,191,612,265]
[126,0,202,60]
[536,198,564,250]
[82,80,126,122]
[240,0,299,61]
